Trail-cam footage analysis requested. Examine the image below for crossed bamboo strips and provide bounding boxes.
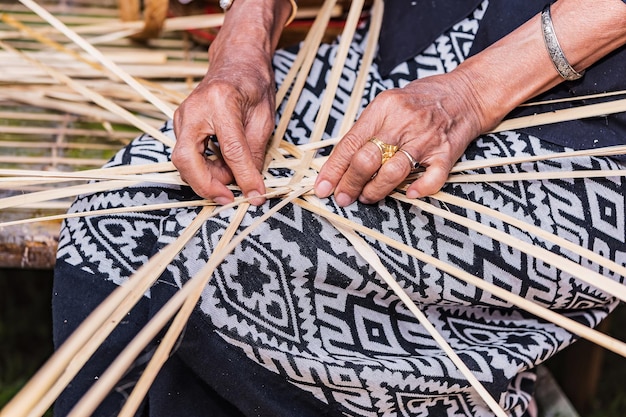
[1,0,626,416]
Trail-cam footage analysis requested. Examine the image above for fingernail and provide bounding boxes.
[335,193,353,207]
[406,189,420,199]
[315,180,333,198]
[358,195,372,205]
[214,196,232,206]
[246,190,265,206]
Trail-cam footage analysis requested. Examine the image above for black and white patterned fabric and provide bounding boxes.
[53,2,626,416]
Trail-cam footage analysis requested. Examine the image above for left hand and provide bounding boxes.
[314,72,489,206]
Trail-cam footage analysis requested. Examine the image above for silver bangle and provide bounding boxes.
[541,4,584,81]
[220,0,234,11]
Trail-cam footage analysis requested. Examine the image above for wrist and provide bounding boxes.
[213,0,292,55]
[450,66,508,135]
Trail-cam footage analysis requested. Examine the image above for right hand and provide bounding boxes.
[172,0,287,206]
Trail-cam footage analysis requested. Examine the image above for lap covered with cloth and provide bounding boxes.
[52,1,626,416]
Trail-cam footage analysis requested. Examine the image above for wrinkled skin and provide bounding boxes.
[172,43,276,206]
[314,72,485,207]
[171,0,626,207]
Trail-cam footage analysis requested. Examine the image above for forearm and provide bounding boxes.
[456,0,626,132]
[172,0,294,204]
[209,0,293,63]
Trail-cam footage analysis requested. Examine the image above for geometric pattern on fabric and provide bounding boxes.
[54,1,626,416]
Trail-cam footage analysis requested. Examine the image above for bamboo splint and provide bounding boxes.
[1,0,626,416]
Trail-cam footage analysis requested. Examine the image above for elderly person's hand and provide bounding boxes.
[315,0,626,207]
[314,72,487,207]
[172,0,292,206]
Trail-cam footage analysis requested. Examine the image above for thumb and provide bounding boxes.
[405,163,450,199]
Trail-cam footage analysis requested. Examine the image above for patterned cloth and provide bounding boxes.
[53,2,626,416]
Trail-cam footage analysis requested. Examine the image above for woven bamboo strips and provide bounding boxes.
[493,98,626,133]
[337,0,383,137]
[1,205,221,417]
[0,16,194,107]
[0,40,175,147]
[392,192,626,303]
[334,219,508,417]
[295,198,626,358]
[1,0,626,415]
[289,0,365,185]
[0,93,164,129]
[1,5,339,39]
[0,128,134,143]
[18,0,176,119]
[433,191,626,279]
[0,155,110,168]
[270,0,340,158]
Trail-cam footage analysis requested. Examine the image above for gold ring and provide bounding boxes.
[369,137,398,165]
[398,149,420,173]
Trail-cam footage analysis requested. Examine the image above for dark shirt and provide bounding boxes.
[377,0,626,156]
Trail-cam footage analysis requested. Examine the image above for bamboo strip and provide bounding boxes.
[293,198,626,357]
[0,60,206,81]
[0,156,110,167]
[332,218,508,417]
[269,0,339,159]
[0,187,293,228]
[492,98,626,133]
[81,28,139,45]
[0,179,134,211]
[0,128,133,142]
[18,0,176,119]
[293,138,338,152]
[3,201,71,211]
[17,205,220,417]
[70,187,310,417]
[0,49,169,65]
[0,162,176,183]
[0,40,176,148]
[337,0,382,137]
[289,0,365,186]
[391,192,626,303]
[446,168,626,183]
[520,89,626,107]
[432,191,626,279]
[3,5,120,21]
[0,110,80,122]
[0,169,183,186]
[451,144,626,173]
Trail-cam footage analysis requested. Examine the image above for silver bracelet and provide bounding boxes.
[219,0,298,26]
[541,4,585,81]
[220,0,234,11]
